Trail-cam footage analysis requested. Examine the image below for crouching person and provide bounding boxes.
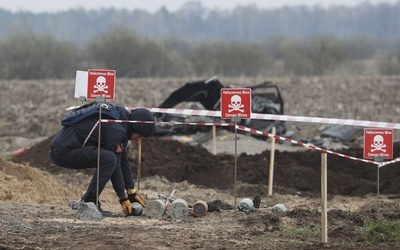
[49,102,155,216]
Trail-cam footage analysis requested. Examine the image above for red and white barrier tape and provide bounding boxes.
[101,119,234,127]
[379,157,400,167]
[125,107,400,130]
[67,105,400,129]
[100,119,400,167]
[67,104,400,166]
[234,125,385,166]
[238,125,400,167]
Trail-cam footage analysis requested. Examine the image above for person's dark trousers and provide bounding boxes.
[49,145,123,202]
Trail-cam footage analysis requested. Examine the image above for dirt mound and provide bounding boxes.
[0,157,72,204]
[11,134,400,197]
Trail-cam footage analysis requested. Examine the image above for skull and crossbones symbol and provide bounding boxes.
[228,95,245,112]
[93,76,108,93]
[371,135,386,152]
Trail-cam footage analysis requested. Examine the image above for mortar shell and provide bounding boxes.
[237,198,255,213]
[144,199,166,219]
[131,202,144,216]
[272,204,287,213]
[192,200,208,217]
[168,198,188,220]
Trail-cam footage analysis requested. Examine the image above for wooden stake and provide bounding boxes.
[268,126,276,196]
[321,152,328,243]
[212,125,217,155]
[136,137,142,192]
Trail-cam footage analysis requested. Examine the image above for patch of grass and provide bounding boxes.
[286,225,320,238]
[0,154,12,161]
[363,220,400,244]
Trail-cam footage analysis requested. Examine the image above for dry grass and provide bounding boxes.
[1,76,399,140]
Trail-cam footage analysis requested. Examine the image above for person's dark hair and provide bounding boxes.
[130,108,155,138]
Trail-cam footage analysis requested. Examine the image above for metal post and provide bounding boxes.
[137,138,142,192]
[377,165,380,222]
[231,116,241,214]
[71,96,87,201]
[212,125,217,155]
[96,97,105,208]
[234,121,237,214]
[374,156,383,222]
[71,170,76,200]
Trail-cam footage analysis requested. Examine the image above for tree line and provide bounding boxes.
[0,29,399,79]
[1,1,400,44]
[0,1,399,79]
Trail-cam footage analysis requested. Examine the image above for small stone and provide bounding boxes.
[75,202,103,220]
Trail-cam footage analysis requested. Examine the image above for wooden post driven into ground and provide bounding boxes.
[321,152,328,243]
[212,125,217,155]
[268,126,276,196]
[137,138,142,192]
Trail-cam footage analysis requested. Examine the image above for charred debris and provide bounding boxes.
[153,76,363,150]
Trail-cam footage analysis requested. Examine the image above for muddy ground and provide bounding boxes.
[1,77,400,249]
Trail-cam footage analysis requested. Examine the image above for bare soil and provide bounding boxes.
[1,76,400,249]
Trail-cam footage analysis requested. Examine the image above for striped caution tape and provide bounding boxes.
[125,107,400,130]
[100,118,400,167]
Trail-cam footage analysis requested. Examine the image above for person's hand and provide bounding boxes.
[120,198,132,216]
[127,189,146,207]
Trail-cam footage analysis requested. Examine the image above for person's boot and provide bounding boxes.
[81,196,113,217]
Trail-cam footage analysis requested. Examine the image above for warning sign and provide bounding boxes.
[363,128,393,159]
[220,88,251,119]
[87,69,116,100]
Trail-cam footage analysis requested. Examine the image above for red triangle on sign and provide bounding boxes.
[116,144,123,153]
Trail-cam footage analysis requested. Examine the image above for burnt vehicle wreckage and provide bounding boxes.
[153,76,364,148]
[153,76,287,138]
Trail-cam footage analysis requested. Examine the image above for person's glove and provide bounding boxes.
[127,189,146,207]
[120,197,132,216]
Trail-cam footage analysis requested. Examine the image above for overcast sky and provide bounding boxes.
[0,0,398,13]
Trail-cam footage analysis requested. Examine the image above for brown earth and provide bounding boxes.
[1,77,400,249]
[10,135,400,198]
